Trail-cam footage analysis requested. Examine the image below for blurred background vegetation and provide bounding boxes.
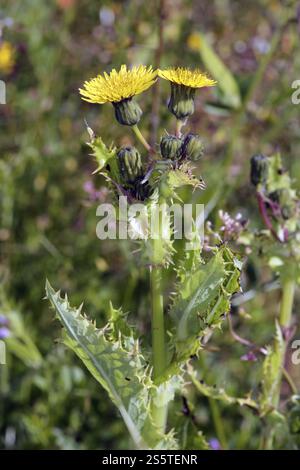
[0,0,299,449]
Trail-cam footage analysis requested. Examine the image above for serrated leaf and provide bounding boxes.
[108,302,134,341]
[170,249,226,341]
[162,246,242,380]
[260,321,285,414]
[188,364,258,410]
[46,281,150,448]
[87,136,117,174]
[167,164,206,193]
[198,33,241,109]
[46,281,180,449]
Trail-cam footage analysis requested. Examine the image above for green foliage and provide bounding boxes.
[1,0,300,452]
[167,246,242,371]
[259,321,285,415]
[45,281,179,449]
[87,136,118,176]
[46,281,148,447]
[188,364,258,410]
[198,33,241,109]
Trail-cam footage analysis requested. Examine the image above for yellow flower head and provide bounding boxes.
[79,65,157,104]
[0,41,16,75]
[158,67,216,89]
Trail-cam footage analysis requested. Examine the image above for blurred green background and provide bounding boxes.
[0,0,299,449]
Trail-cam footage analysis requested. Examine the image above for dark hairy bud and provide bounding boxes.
[117,146,143,184]
[182,133,204,162]
[113,98,142,126]
[160,135,183,160]
[250,154,269,187]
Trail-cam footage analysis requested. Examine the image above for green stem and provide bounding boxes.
[151,263,166,380]
[274,278,295,407]
[150,260,168,433]
[175,118,185,138]
[149,206,168,433]
[132,124,154,154]
[279,278,295,329]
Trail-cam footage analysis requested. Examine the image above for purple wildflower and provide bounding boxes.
[209,438,221,450]
[0,327,10,339]
[219,210,247,241]
[241,351,258,362]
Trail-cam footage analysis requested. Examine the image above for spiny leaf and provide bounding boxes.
[87,136,117,174]
[259,321,285,415]
[188,363,258,410]
[107,302,134,341]
[162,246,242,380]
[167,163,206,193]
[46,281,149,448]
[170,248,226,341]
[45,281,180,449]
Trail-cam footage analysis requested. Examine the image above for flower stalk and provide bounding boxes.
[131,124,154,154]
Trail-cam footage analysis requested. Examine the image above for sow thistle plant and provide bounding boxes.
[45,64,299,450]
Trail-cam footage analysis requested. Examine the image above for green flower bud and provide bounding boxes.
[113,98,142,126]
[117,146,143,184]
[160,135,183,160]
[250,154,269,187]
[182,133,204,162]
[168,83,195,120]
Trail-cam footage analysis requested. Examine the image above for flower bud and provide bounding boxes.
[160,135,183,160]
[117,146,143,184]
[113,98,142,126]
[250,154,268,187]
[182,133,204,161]
[168,83,195,120]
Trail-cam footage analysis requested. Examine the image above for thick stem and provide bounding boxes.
[150,213,168,433]
[150,261,168,433]
[151,264,166,380]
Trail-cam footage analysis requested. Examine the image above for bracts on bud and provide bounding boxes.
[168,83,196,120]
[160,135,183,160]
[113,98,143,126]
[117,146,143,184]
[116,146,150,200]
[182,133,204,162]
